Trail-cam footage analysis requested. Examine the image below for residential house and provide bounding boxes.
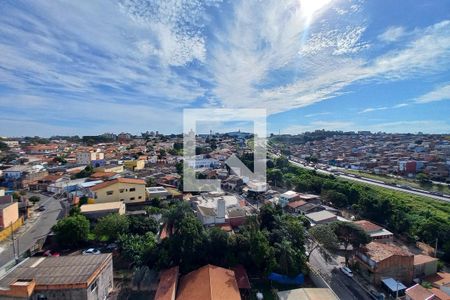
[89,178,146,204]
[146,186,170,200]
[405,284,445,300]
[354,220,394,241]
[0,254,113,300]
[414,254,439,278]
[279,191,300,207]
[155,266,179,300]
[305,211,337,226]
[123,159,145,171]
[356,241,414,285]
[176,264,241,300]
[76,150,105,167]
[423,272,450,298]
[0,201,19,229]
[80,202,126,220]
[94,164,124,173]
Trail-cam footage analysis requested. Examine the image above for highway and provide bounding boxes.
[287,159,450,203]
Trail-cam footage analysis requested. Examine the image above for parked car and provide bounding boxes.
[340,266,353,277]
[105,243,118,251]
[43,250,60,257]
[369,289,385,300]
[82,248,101,255]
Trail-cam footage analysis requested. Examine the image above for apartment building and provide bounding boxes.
[89,178,146,204]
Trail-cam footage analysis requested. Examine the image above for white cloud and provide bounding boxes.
[358,107,388,114]
[415,83,450,103]
[378,26,405,42]
[304,112,331,118]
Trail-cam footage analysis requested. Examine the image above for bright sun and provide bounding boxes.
[300,0,332,21]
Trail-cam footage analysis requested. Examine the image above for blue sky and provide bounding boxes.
[0,0,449,136]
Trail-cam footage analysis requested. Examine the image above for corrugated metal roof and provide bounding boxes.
[0,254,111,288]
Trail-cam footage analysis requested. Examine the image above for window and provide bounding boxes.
[90,280,98,292]
[138,196,142,199]
[119,189,124,193]
[130,188,136,192]
[106,191,114,195]
[130,197,135,201]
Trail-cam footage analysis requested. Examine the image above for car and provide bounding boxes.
[340,266,353,277]
[106,243,118,251]
[82,248,101,255]
[369,289,385,300]
[37,205,46,211]
[43,250,60,257]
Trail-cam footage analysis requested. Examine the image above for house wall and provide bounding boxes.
[357,254,414,285]
[95,165,124,173]
[0,202,19,229]
[94,183,146,204]
[124,160,145,171]
[414,261,438,278]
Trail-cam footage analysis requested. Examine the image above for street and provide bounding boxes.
[308,247,372,300]
[0,193,64,266]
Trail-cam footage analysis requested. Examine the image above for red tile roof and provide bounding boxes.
[90,178,145,191]
[405,284,434,300]
[155,266,179,300]
[354,220,383,232]
[176,265,241,300]
[232,265,251,289]
[414,254,438,266]
[287,200,307,209]
[362,241,412,262]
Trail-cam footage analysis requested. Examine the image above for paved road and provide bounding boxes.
[309,248,372,300]
[288,159,450,203]
[0,193,64,266]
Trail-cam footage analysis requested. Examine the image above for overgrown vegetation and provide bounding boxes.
[268,156,450,261]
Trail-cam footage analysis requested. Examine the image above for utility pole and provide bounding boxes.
[435,238,438,257]
[10,222,17,262]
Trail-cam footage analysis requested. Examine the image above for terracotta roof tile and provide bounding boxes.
[176,264,241,300]
[155,266,179,300]
[90,178,145,191]
[354,220,383,232]
[405,284,434,300]
[414,254,438,266]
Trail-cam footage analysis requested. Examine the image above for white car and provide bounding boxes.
[82,248,101,255]
[340,266,353,277]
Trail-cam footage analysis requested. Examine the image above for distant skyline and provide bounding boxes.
[0,0,450,136]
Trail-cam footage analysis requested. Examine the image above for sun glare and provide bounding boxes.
[300,0,332,21]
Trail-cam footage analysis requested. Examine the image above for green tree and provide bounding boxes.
[0,141,9,151]
[308,224,339,261]
[29,196,40,205]
[53,214,90,248]
[207,227,230,266]
[333,221,370,265]
[268,168,283,187]
[118,232,156,266]
[128,215,159,235]
[95,214,130,242]
[146,177,156,187]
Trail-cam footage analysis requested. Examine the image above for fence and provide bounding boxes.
[0,217,24,242]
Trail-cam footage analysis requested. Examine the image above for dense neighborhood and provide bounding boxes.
[0,132,448,300]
